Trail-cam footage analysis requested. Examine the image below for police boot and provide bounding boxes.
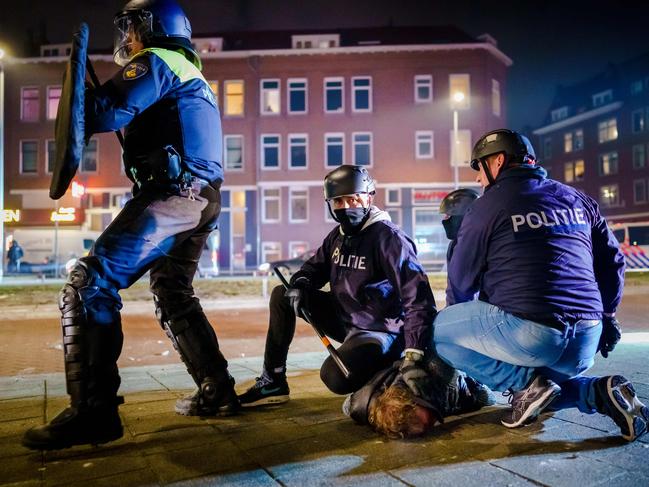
[175,374,240,416]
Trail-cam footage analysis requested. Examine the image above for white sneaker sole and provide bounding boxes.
[606,376,649,442]
[241,395,290,408]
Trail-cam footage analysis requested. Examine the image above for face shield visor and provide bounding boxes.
[113,11,152,66]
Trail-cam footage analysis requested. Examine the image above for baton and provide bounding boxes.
[86,57,125,149]
[273,267,351,379]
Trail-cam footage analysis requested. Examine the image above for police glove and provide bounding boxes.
[285,287,309,319]
[599,315,622,358]
[399,349,430,398]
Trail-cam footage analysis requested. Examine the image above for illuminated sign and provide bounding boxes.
[51,207,76,222]
[71,181,86,198]
[413,189,449,205]
[1,209,21,223]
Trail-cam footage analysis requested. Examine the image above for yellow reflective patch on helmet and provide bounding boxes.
[122,62,148,80]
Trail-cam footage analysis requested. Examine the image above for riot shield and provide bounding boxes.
[50,23,88,200]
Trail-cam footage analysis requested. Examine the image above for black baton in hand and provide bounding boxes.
[273,267,351,379]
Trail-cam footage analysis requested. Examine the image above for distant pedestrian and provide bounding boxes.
[7,240,23,273]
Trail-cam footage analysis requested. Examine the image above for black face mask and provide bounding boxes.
[442,215,463,240]
[334,208,369,235]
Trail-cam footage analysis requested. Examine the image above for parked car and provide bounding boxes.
[8,259,68,278]
[258,249,317,277]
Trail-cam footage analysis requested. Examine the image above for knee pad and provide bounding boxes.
[320,357,354,395]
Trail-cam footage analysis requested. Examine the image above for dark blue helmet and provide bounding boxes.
[113,0,201,68]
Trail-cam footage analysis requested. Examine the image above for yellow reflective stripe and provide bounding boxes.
[138,48,206,84]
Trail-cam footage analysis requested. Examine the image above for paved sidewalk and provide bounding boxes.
[1,342,648,487]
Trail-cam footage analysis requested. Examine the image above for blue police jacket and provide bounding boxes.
[85,48,223,183]
[448,165,625,321]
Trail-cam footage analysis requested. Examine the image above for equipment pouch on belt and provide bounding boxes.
[129,145,191,189]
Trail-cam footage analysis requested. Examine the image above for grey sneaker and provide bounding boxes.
[501,376,561,428]
[595,375,649,441]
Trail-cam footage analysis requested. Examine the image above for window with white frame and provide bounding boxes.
[289,188,309,222]
[551,106,568,122]
[21,87,40,122]
[600,184,619,207]
[224,80,244,116]
[261,135,281,169]
[414,75,432,103]
[599,151,619,176]
[80,139,98,172]
[386,188,401,206]
[632,108,646,133]
[353,132,373,166]
[46,140,56,173]
[633,144,646,169]
[20,140,38,173]
[449,129,472,167]
[46,86,62,120]
[544,137,552,160]
[288,134,308,169]
[563,129,583,152]
[352,77,372,112]
[416,131,434,159]
[592,89,613,107]
[324,77,344,113]
[564,160,584,183]
[491,79,501,116]
[289,241,309,258]
[634,179,647,204]
[262,188,281,222]
[325,133,344,167]
[260,79,280,115]
[224,135,243,171]
[261,242,281,263]
[449,74,470,110]
[598,118,618,143]
[386,208,401,227]
[287,78,307,114]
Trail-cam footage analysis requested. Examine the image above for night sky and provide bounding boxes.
[1,0,647,132]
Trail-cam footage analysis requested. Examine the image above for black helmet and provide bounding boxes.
[470,129,536,171]
[114,0,201,68]
[439,188,479,216]
[323,165,376,201]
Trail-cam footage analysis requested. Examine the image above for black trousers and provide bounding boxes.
[264,285,404,394]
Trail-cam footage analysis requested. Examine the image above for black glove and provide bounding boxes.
[285,287,309,319]
[598,315,622,358]
[399,350,430,397]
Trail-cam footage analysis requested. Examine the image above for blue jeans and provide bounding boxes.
[433,300,602,413]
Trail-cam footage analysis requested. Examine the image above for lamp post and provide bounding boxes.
[451,91,465,190]
[0,48,6,281]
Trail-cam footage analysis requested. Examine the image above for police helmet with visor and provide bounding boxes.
[324,165,376,201]
[469,129,536,171]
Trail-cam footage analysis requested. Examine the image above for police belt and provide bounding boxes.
[515,313,600,337]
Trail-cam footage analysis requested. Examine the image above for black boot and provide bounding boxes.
[22,398,124,450]
[175,375,240,416]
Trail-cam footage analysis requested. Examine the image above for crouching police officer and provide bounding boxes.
[432,129,649,441]
[239,165,437,406]
[23,0,238,450]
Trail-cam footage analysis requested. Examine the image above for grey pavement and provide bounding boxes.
[1,340,649,487]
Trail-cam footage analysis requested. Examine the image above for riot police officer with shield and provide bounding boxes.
[23,0,238,450]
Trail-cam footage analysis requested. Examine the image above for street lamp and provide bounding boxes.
[451,91,465,190]
[0,47,6,281]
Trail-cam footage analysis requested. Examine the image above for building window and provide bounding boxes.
[414,75,432,103]
[325,133,344,167]
[324,77,344,113]
[564,160,584,183]
[551,106,568,122]
[491,79,501,117]
[352,77,372,112]
[634,179,647,204]
[289,241,309,258]
[450,129,472,167]
[80,139,98,172]
[564,132,573,153]
[415,131,434,159]
[224,80,244,116]
[288,134,308,169]
[21,87,40,122]
[386,208,402,226]
[287,78,307,114]
[386,188,401,206]
[631,80,644,95]
[261,135,281,170]
[292,34,339,49]
[353,132,373,166]
[262,188,281,223]
[449,74,470,110]
[600,184,619,208]
[20,140,38,174]
[632,108,646,133]
[260,79,280,115]
[544,137,552,160]
[46,86,62,120]
[563,129,583,153]
[289,188,308,222]
[599,152,619,176]
[46,140,56,173]
[598,118,618,143]
[224,135,243,171]
[261,242,281,263]
[633,144,646,169]
[592,89,613,107]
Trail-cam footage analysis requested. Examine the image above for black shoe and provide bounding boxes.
[501,376,561,428]
[465,377,497,408]
[238,371,290,407]
[22,402,123,450]
[175,376,240,416]
[595,375,649,442]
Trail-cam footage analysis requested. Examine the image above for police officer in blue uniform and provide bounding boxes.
[432,129,648,441]
[23,0,238,450]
